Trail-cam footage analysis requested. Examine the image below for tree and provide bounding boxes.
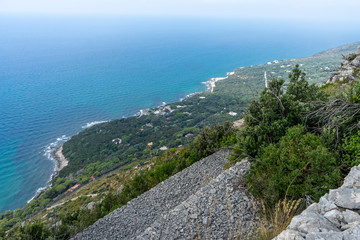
[229,66,325,161]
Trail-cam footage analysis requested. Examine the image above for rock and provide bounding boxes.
[324,209,343,228]
[318,195,337,214]
[87,202,96,210]
[189,214,198,219]
[343,225,360,238]
[327,48,360,85]
[287,210,339,234]
[342,165,360,188]
[274,229,305,240]
[341,221,360,231]
[328,188,360,209]
[342,210,360,224]
[306,232,343,240]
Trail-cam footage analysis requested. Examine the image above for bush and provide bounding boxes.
[343,130,360,166]
[20,221,51,240]
[246,125,342,206]
[189,121,237,163]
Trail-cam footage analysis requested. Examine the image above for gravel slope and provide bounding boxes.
[73,150,232,240]
[137,159,258,240]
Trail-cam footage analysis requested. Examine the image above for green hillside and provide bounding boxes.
[1,42,359,239]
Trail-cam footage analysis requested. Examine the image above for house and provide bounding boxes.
[65,184,80,195]
[160,146,168,151]
[229,111,238,116]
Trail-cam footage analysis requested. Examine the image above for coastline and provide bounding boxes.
[53,146,69,173]
[28,146,69,202]
[137,71,236,117]
[203,71,235,93]
[28,70,234,204]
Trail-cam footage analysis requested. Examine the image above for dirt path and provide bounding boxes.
[46,194,98,211]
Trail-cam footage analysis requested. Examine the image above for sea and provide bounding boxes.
[0,15,360,213]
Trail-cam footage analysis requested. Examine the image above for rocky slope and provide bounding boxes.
[325,46,360,84]
[274,165,360,240]
[72,150,257,239]
[137,158,257,240]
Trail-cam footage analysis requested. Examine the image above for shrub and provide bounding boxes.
[20,221,51,240]
[343,130,360,166]
[246,125,342,206]
[189,121,237,163]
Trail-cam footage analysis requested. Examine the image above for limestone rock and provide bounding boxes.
[274,164,360,240]
[306,232,344,240]
[342,210,360,224]
[342,165,360,188]
[328,188,360,209]
[274,229,305,240]
[287,210,339,234]
[327,48,360,85]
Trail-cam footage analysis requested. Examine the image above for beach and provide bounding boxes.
[205,72,235,93]
[54,146,69,172]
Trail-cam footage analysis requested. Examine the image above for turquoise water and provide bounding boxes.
[0,16,359,213]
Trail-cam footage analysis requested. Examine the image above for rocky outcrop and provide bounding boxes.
[274,165,360,240]
[72,150,257,240]
[326,45,360,84]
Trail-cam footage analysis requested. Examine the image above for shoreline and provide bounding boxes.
[53,146,69,173]
[27,70,235,204]
[17,42,360,211]
[28,146,69,202]
[203,71,235,93]
[137,71,235,117]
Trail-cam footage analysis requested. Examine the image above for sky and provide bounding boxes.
[1,0,360,21]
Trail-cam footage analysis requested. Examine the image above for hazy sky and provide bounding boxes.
[1,0,360,21]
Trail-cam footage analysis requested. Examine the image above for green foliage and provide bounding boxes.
[188,122,237,163]
[100,193,120,217]
[349,81,360,104]
[15,221,51,240]
[60,93,245,181]
[287,65,326,102]
[230,65,326,162]
[343,130,360,166]
[246,125,342,206]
